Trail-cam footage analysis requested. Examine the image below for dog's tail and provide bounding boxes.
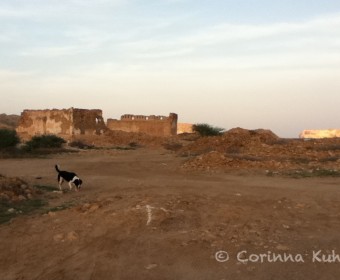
[55,164,60,173]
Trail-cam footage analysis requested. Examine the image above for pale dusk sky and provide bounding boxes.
[1,0,340,137]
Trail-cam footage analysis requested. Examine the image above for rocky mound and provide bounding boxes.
[0,175,35,202]
[180,127,279,156]
[180,127,340,173]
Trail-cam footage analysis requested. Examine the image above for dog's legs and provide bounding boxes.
[58,177,64,191]
[68,181,73,191]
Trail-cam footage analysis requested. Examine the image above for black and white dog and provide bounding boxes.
[55,165,83,191]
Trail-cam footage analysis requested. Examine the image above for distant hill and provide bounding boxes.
[0,114,20,130]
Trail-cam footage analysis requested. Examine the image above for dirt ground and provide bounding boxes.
[0,148,340,280]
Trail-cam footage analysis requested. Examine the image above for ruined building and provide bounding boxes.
[16,108,106,139]
[107,113,178,137]
[16,109,178,138]
[177,123,193,134]
[299,129,340,139]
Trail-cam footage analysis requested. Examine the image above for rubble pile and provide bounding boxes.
[0,175,35,202]
[180,128,340,172]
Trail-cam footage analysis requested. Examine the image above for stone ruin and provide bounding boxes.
[16,108,107,139]
[300,129,340,139]
[16,108,178,139]
[107,113,178,137]
[177,123,193,134]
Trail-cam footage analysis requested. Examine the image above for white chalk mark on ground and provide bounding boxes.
[134,205,169,226]
[160,207,169,213]
[146,205,153,226]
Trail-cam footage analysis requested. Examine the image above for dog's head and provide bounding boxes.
[74,178,83,189]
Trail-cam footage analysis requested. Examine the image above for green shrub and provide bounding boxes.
[24,135,66,151]
[0,129,20,149]
[192,123,224,137]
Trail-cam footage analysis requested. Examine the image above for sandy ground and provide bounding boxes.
[0,148,340,280]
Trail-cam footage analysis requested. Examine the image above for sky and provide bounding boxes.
[1,0,340,138]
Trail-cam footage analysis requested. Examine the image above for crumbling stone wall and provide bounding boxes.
[72,108,106,135]
[107,113,178,137]
[16,108,106,139]
[300,129,340,139]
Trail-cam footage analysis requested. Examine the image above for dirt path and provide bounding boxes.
[0,149,340,280]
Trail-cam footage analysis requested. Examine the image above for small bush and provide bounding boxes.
[24,135,66,151]
[0,129,20,149]
[69,140,94,149]
[192,123,224,137]
[129,142,139,148]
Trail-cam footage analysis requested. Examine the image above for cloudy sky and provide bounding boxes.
[1,0,340,137]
